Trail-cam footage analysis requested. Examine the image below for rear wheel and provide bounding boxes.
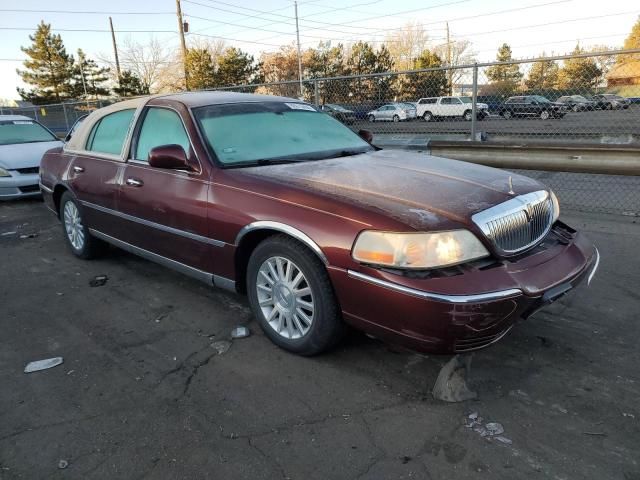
[368,114,375,122]
[572,105,580,112]
[392,114,400,122]
[540,110,550,120]
[463,110,472,121]
[502,110,512,119]
[59,191,106,259]
[247,235,345,356]
[422,112,433,122]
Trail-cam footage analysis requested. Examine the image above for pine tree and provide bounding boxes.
[213,47,256,87]
[557,45,602,89]
[17,21,75,104]
[525,57,559,90]
[113,70,148,97]
[412,50,449,98]
[185,48,216,90]
[485,43,523,95]
[72,49,110,99]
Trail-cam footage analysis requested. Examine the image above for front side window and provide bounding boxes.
[134,108,190,162]
[194,102,372,167]
[0,119,57,146]
[441,98,452,104]
[86,109,135,155]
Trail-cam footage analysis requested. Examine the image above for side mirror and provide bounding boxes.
[358,129,374,143]
[148,144,191,170]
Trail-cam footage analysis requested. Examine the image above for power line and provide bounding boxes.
[0,8,174,15]
[188,31,284,47]
[0,27,176,33]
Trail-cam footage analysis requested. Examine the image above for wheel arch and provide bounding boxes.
[234,221,329,294]
[52,184,70,217]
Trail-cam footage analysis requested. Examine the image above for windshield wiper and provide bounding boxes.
[224,157,314,168]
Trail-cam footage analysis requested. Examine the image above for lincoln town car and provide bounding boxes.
[39,92,599,355]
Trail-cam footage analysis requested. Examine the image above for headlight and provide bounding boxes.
[550,191,560,222]
[352,230,489,269]
[0,167,11,177]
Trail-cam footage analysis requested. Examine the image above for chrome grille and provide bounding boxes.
[472,191,555,255]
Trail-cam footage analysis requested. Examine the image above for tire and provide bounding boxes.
[606,103,613,110]
[463,110,472,121]
[392,114,400,123]
[540,110,550,120]
[502,110,512,119]
[368,114,375,122]
[422,112,433,122]
[572,105,579,112]
[246,235,345,356]
[59,191,106,259]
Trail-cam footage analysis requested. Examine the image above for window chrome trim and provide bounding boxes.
[80,200,226,247]
[347,269,522,304]
[235,221,328,265]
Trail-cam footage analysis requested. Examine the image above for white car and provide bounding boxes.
[367,104,408,122]
[0,115,62,200]
[416,96,489,122]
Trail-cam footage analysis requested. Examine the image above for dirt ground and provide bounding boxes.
[1,199,638,480]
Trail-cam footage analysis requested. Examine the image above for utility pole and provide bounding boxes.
[294,1,303,98]
[176,0,190,90]
[108,17,121,87]
[446,22,453,95]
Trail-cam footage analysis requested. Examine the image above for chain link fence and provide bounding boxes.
[1,50,638,215]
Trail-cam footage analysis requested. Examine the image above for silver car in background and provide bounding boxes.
[0,115,62,200]
[367,104,409,122]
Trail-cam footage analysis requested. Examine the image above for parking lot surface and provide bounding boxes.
[1,199,639,479]
[354,107,640,142]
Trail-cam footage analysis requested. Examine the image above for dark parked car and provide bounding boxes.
[499,95,567,119]
[556,95,596,112]
[39,92,599,355]
[319,104,357,125]
[591,94,631,110]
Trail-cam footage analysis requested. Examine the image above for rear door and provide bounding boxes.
[117,105,214,273]
[67,108,135,238]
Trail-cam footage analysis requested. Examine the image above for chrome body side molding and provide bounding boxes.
[347,270,522,304]
[235,221,329,265]
[88,228,236,292]
[39,182,53,194]
[81,200,226,247]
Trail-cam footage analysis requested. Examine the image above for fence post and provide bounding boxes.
[314,80,320,107]
[33,106,39,121]
[61,103,70,131]
[470,63,478,141]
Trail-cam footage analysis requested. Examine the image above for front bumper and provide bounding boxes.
[0,172,41,200]
[330,227,598,354]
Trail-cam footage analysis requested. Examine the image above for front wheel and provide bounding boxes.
[368,114,375,122]
[572,105,579,112]
[540,110,550,120]
[463,110,472,121]
[60,191,106,259]
[502,110,512,119]
[422,112,433,122]
[247,235,345,356]
[392,114,400,122]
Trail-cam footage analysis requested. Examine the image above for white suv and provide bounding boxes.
[416,96,489,122]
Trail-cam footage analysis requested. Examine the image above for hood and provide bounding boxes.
[0,141,62,170]
[237,149,544,230]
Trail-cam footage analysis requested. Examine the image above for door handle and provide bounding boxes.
[73,166,84,173]
[126,178,143,187]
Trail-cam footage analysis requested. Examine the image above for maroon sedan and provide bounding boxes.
[39,92,599,355]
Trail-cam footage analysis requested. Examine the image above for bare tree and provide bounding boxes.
[99,36,176,94]
[385,22,429,71]
[433,38,475,89]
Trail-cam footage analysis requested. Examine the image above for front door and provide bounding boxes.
[117,106,215,274]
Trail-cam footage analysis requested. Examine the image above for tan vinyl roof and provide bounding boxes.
[64,96,151,153]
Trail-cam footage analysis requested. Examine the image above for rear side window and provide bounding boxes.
[86,109,135,155]
[134,108,190,162]
[419,98,437,104]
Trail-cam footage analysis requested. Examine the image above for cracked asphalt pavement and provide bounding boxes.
[1,199,639,479]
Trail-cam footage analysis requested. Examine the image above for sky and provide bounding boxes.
[0,0,638,100]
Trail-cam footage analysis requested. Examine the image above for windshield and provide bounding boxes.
[459,97,472,103]
[327,104,348,112]
[532,95,551,103]
[194,102,373,166]
[0,119,57,146]
[572,95,588,101]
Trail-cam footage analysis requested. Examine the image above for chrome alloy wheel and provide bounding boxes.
[256,256,314,340]
[63,201,85,250]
